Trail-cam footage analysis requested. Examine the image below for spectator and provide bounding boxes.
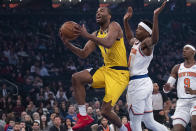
[20,112,27,122]
[0,84,9,97]
[13,122,20,131]
[97,117,110,131]
[95,108,102,123]
[32,121,40,131]
[47,113,56,127]
[32,112,40,124]
[56,88,68,103]
[64,118,73,131]
[59,102,67,119]
[87,106,96,121]
[40,115,48,131]
[24,115,33,131]
[40,61,49,77]
[13,100,25,120]
[6,119,15,131]
[19,121,26,131]
[49,116,66,131]
[152,83,170,124]
[0,113,6,128]
[65,105,77,123]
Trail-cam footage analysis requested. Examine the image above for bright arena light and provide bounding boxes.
[79,0,81,2]
[104,0,106,2]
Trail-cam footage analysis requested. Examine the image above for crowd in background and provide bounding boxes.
[0,0,196,130]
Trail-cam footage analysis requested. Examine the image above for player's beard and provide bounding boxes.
[97,16,107,26]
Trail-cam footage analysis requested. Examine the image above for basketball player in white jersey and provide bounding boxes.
[123,1,168,131]
[163,44,196,131]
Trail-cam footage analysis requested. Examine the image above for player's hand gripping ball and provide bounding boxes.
[59,21,80,40]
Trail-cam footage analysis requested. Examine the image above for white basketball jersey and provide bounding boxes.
[128,41,153,76]
[177,63,196,98]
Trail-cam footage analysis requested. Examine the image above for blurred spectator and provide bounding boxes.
[19,121,26,131]
[87,106,96,122]
[93,100,101,110]
[59,102,68,119]
[97,117,110,131]
[152,83,171,124]
[32,121,40,131]
[95,108,102,123]
[56,88,68,103]
[64,118,73,131]
[13,99,25,120]
[32,112,40,124]
[0,84,9,97]
[6,119,15,131]
[13,122,20,131]
[0,113,6,128]
[24,114,33,131]
[40,115,48,131]
[47,113,56,127]
[49,116,66,131]
[65,105,77,123]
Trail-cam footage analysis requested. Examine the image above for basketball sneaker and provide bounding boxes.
[72,114,94,130]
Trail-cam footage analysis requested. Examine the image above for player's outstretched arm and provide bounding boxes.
[123,6,134,46]
[79,22,121,48]
[163,64,179,93]
[60,32,96,59]
[151,1,166,45]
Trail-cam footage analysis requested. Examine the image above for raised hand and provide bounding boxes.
[154,1,167,16]
[124,6,133,21]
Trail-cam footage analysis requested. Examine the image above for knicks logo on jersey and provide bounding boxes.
[178,72,196,78]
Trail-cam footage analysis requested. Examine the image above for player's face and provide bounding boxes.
[136,25,150,41]
[183,47,195,59]
[96,7,111,25]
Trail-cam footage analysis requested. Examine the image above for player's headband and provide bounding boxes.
[138,22,152,35]
[184,44,196,51]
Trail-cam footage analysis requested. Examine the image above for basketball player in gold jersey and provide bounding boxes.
[60,7,129,131]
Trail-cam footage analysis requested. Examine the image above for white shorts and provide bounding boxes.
[127,77,153,115]
[172,98,196,127]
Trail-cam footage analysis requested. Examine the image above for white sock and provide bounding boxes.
[78,105,87,116]
[119,124,127,131]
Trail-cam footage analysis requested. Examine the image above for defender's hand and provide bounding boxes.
[154,1,167,16]
[124,7,133,21]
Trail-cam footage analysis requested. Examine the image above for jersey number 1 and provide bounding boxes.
[184,78,190,88]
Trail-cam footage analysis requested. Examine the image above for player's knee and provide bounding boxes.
[144,120,153,129]
[72,73,81,83]
[100,109,107,117]
[100,108,110,117]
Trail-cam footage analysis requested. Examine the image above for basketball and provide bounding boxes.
[59,21,79,40]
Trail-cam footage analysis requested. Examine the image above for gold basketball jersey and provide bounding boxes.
[96,30,128,67]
